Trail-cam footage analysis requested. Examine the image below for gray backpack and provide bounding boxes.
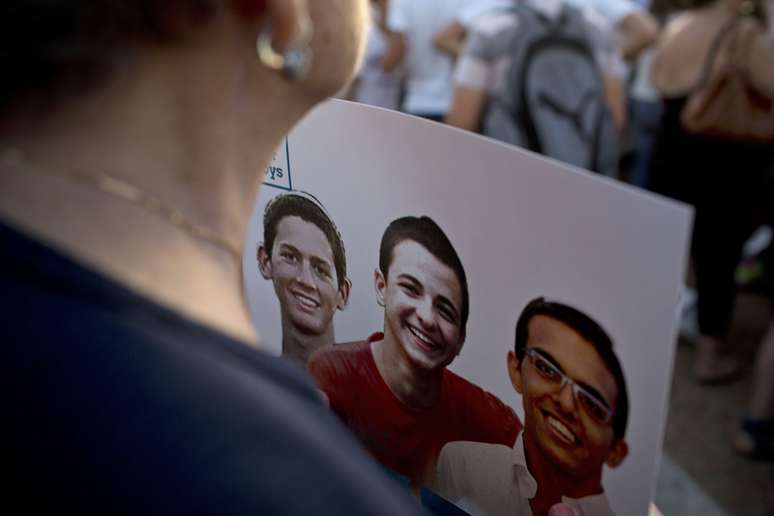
[483,3,619,176]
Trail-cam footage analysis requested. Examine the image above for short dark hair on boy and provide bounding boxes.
[514,297,629,440]
[378,216,469,335]
[263,193,347,288]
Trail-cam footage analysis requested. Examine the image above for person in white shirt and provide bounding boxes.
[386,0,473,120]
[431,298,629,516]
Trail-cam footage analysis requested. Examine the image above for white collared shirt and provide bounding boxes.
[431,434,616,516]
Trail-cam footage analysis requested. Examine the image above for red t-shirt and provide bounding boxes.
[308,333,522,486]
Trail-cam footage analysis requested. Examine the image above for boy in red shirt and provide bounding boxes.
[309,216,521,486]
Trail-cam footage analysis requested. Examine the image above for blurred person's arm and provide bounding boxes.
[374,0,391,32]
[585,6,630,132]
[444,16,501,132]
[434,21,467,58]
[381,32,406,72]
[590,0,659,60]
[446,86,487,131]
[616,10,659,60]
[382,0,408,72]
[602,73,627,133]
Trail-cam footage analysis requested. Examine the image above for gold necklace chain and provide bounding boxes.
[1,148,243,266]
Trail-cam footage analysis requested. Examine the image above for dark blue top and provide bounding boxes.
[1,222,428,515]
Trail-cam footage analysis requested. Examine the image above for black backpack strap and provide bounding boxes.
[497,3,547,154]
[512,5,548,154]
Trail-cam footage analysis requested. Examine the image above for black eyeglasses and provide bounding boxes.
[525,348,613,425]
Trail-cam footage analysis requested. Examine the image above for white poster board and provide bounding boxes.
[243,100,692,516]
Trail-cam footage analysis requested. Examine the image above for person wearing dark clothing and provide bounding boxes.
[649,0,774,382]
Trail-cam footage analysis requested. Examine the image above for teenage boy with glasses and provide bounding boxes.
[431,298,629,516]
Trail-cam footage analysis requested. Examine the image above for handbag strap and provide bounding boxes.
[689,15,743,94]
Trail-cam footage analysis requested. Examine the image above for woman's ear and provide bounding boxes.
[234,0,311,53]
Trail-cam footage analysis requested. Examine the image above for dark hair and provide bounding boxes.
[1,1,215,115]
[378,216,469,335]
[514,297,629,441]
[262,193,348,288]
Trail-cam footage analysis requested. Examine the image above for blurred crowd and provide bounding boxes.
[348,0,774,465]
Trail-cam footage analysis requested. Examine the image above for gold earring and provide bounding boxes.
[256,26,313,80]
